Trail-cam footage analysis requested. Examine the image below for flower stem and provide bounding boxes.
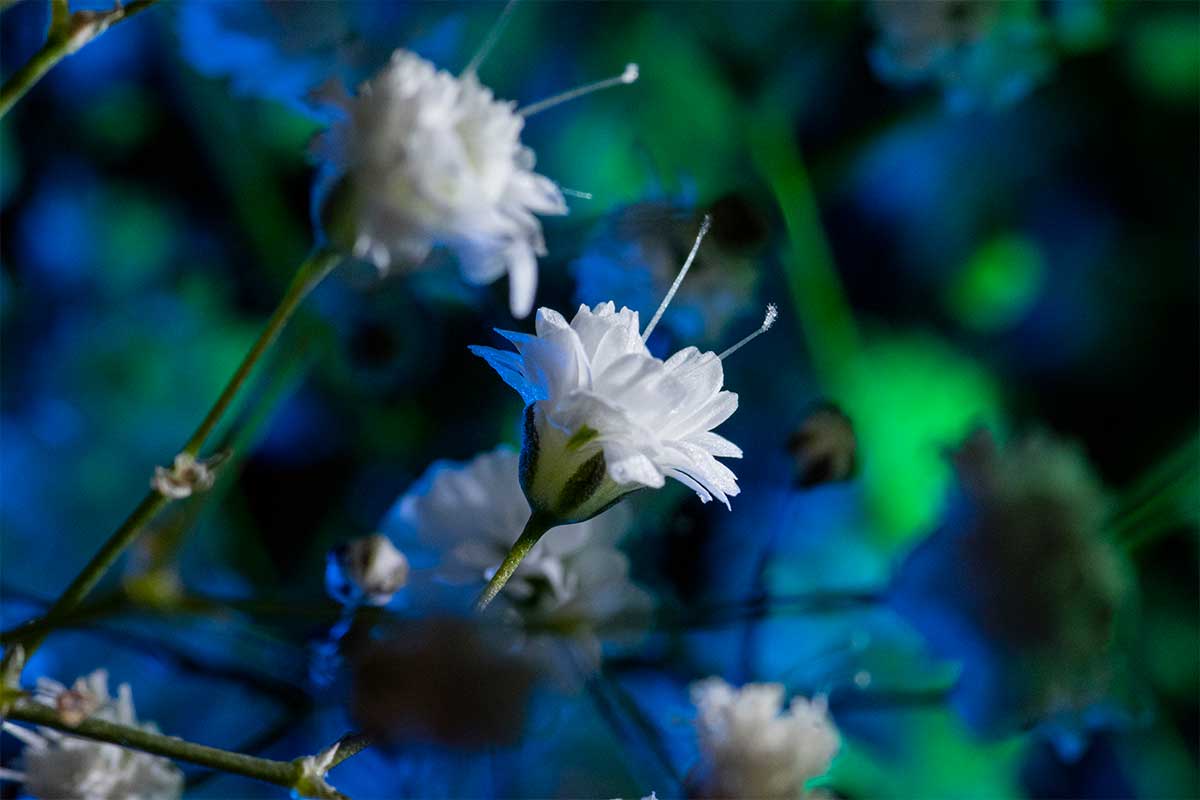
[475,512,554,611]
[6,699,298,786]
[3,248,342,663]
[0,0,162,120]
[180,247,342,458]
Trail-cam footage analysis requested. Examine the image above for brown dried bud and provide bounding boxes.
[787,404,857,488]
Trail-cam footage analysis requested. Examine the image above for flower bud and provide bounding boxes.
[325,534,409,607]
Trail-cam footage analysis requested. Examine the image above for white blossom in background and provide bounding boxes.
[1,670,183,800]
[386,447,653,669]
[689,677,839,800]
[325,533,410,607]
[313,49,568,318]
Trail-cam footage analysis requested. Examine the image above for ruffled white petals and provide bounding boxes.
[690,677,839,800]
[314,50,566,316]
[473,302,742,510]
[9,670,183,800]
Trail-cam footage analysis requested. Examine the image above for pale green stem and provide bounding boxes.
[4,701,364,798]
[0,0,162,120]
[475,513,555,611]
[4,248,342,663]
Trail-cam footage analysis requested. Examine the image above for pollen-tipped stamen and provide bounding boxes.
[462,0,520,76]
[718,304,778,360]
[641,214,712,342]
[561,187,594,200]
[518,63,639,117]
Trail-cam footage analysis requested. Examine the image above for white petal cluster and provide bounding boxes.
[690,677,839,800]
[11,670,183,800]
[315,50,567,317]
[390,447,652,652]
[471,302,742,521]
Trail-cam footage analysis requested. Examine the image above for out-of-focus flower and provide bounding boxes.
[688,677,839,800]
[348,617,540,747]
[572,193,767,344]
[174,0,461,115]
[386,447,653,672]
[314,49,568,317]
[868,0,1055,110]
[890,428,1136,750]
[787,404,857,489]
[1,670,183,800]
[325,533,410,607]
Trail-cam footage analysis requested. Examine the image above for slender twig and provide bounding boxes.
[4,702,368,798]
[0,0,162,120]
[474,512,554,610]
[3,248,342,663]
[5,700,300,787]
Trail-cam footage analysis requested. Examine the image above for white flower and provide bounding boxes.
[325,533,410,607]
[689,677,839,800]
[387,447,652,665]
[473,299,770,523]
[314,49,568,317]
[2,670,183,800]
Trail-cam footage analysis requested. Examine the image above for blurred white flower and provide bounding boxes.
[472,221,773,522]
[325,533,410,607]
[1,670,183,800]
[314,49,567,318]
[689,677,839,800]
[388,447,652,669]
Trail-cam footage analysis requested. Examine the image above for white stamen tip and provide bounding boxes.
[641,214,712,341]
[562,188,594,200]
[518,61,642,117]
[762,303,778,332]
[718,303,780,360]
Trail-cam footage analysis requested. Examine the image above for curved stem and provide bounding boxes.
[3,248,342,663]
[5,700,300,787]
[474,512,554,611]
[0,0,162,120]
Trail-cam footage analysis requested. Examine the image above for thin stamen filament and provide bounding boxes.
[518,63,639,117]
[463,0,520,77]
[641,214,712,341]
[718,304,778,360]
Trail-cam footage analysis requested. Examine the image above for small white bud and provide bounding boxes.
[326,534,409,607]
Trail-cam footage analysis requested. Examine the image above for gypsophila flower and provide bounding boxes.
[472,218,775,523]
[313,49,568,317]
[1,670,183,800]
[869,0,1054,110]
[386,447,653,670]
[689,677,840,800]
[326,533,410,607]
[890,428,1136,747]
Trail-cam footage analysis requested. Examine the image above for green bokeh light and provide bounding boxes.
[945,234,1045,332]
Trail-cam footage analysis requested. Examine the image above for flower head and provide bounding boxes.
[386,447,653,670]
[325,533,410,607]
[3,670,183,800]
[890,428,1135,746]
[471,222,769,523]
[314,49,568,317]
[689,677,840,800]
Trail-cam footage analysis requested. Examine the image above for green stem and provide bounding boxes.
[4,248,342,662]
[474,513,554,611]
[181,247,341,458]
[0,0,162,120]
[6,700,300,787]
